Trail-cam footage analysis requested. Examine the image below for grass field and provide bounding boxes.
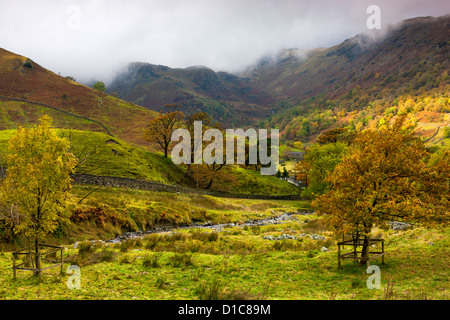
[0,214,447,300]
[0,187,447,300]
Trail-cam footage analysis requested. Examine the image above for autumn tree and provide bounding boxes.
[179,112,233,189]
[315,127,355,145]
[0,115,77,276]
[313,115,449,265]
[183,111,214,178]
[144,104,185,158]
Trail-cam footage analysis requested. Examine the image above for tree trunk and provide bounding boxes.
[34,239,41,278]
[360,236,370,266]
[206,178,213,190]
[186,163,191,178]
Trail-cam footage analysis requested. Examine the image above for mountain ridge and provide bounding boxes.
[108,61,276,127]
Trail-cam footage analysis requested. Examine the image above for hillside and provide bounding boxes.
[0,48,158,148]
[242,15,450,142]
[0,128,298,195]
[108,63,276,127]
[244,15,449,105]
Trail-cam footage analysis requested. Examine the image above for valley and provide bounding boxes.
[0,10,448,303]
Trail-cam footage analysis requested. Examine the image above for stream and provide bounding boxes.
[104,210,315,244]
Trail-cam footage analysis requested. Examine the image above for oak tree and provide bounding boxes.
[313,115,449,265]
[144,104,185,158]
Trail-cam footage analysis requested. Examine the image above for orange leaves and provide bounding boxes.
[313,115,449,236]
[144,105,185,158]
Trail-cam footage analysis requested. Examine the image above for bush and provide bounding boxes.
[93,81,106,92]
[70,207,107,227]
[23,59,32,69]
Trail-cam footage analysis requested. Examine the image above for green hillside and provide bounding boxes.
[0,128,297,195]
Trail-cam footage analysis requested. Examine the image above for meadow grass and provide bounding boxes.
[0,213,447,300]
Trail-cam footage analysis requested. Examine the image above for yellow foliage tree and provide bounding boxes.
[313,115,449,264]
[0,115,77,276]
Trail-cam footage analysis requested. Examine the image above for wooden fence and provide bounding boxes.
[337,235,385,268]
[12,244,64,279]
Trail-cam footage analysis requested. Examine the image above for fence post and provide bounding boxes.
[12,253,16,280]
[60,247,64,274]
[337,243,341,269]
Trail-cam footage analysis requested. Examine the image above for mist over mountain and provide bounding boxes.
[242,14,450,103]
[106,14,449,133]
[1,0,448,84]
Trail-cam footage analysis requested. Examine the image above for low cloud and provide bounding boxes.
[0,0,448,83]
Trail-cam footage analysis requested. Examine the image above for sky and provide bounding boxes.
[0,0,449,84]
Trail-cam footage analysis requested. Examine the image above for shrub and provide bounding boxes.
[23,59,32,69]
[93,81,106,92]
[70,207,107,227]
